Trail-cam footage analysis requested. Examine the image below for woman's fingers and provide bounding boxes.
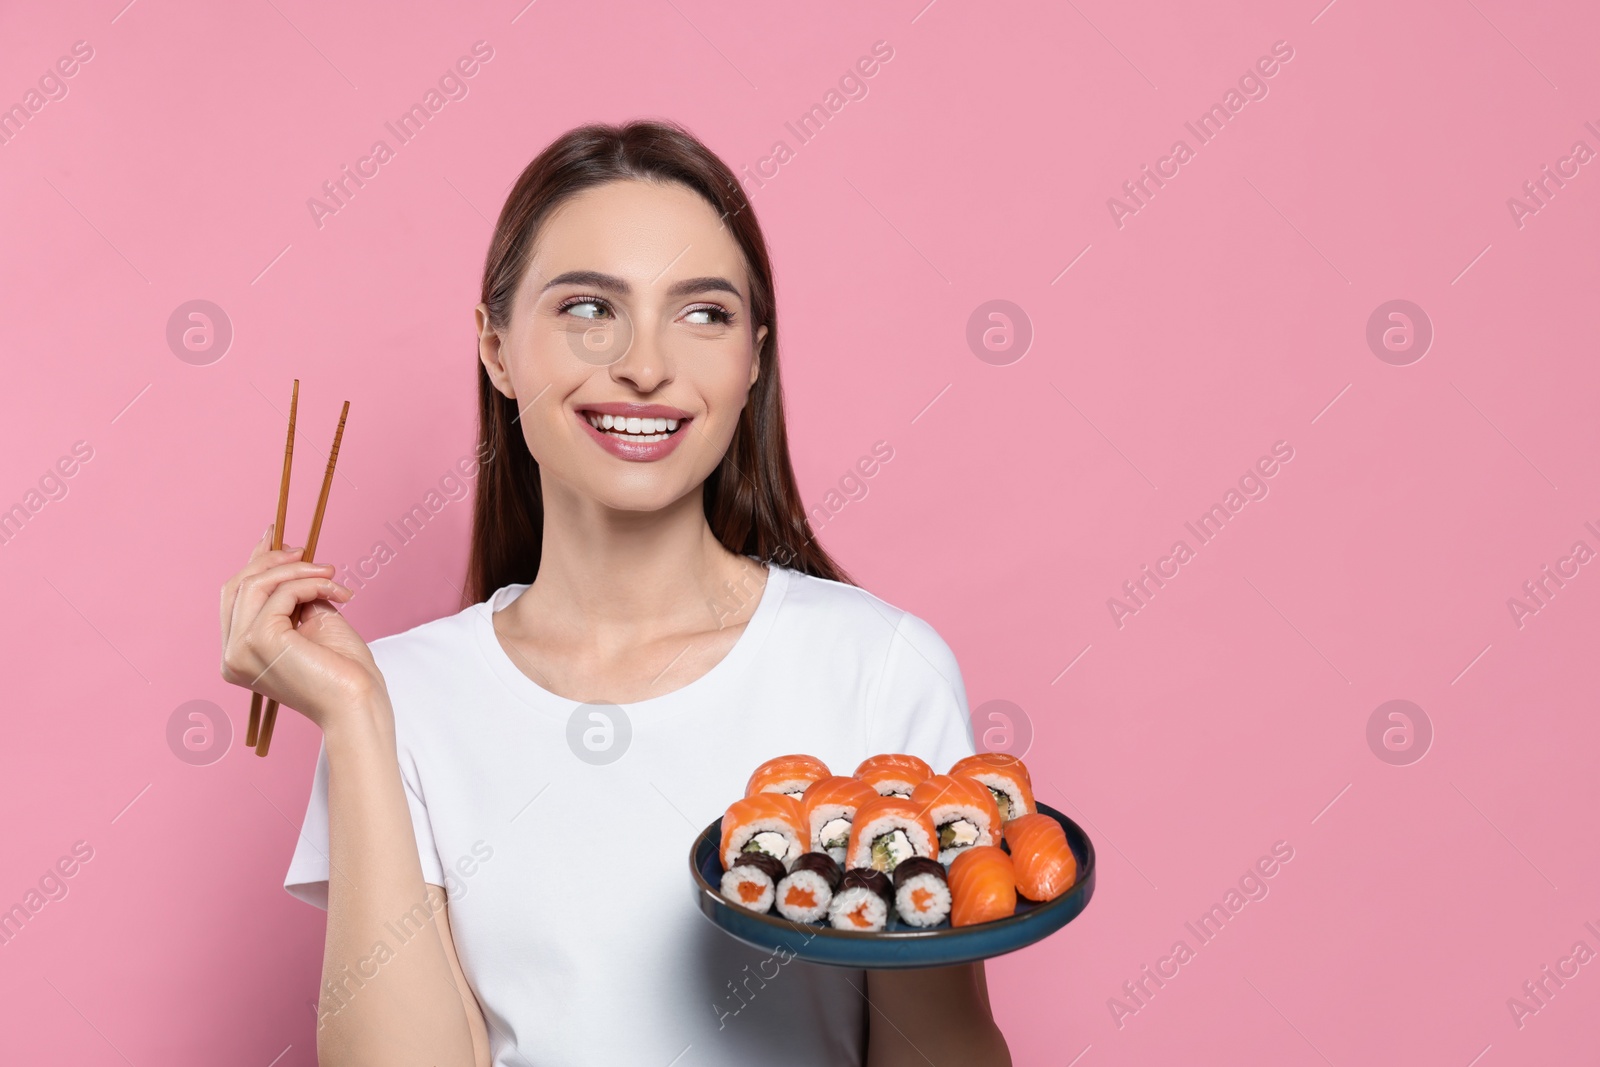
[222,574,352,692]
[220,536,306,641]
[260,574,353,626]
[225,558,335,657]
[220,525,273,635]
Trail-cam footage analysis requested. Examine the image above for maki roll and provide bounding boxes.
[720,852,787,913]
[1004,813,1078,902]
[828,868,894,931]
[949,753,1035,822]
[799,776,879,863]
[891,856,951,928]
[746,754,832,798]
[948,845,1018,927]
[775,851,843,923]
[910,774,1002,866]
[720,792,806,869]
[845,795,939,874]
[854,753,934,798]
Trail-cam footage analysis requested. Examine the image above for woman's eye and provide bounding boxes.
[684,305,731,326]
[561,299,610,320]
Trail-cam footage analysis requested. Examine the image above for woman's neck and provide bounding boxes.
[511,475,760,641]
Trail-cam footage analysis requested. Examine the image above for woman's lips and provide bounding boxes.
[575,407,692,462]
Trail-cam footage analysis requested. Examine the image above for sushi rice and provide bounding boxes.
[775,868,834,922]
[719,853,787,913]
[892,857,952,928]
[828,885,890,931]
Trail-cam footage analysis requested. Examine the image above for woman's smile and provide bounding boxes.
[576,401,693,461]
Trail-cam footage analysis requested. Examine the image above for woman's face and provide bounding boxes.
[478,179,767,513]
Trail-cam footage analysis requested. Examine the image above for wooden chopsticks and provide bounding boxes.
[246,380,298,750]
[249,383,350,758]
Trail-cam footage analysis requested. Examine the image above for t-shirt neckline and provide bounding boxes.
[471,562,792,718]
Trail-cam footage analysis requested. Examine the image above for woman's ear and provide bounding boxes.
[476,303,516,399]
[750,324,768,389]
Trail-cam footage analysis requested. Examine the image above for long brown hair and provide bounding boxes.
[465,120,850,604]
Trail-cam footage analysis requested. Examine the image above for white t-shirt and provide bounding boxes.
[285,564,976,1066]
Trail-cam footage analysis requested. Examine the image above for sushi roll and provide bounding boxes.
[1004,813,1078,902]
[828,868,894,931]
[910,774,1002,866]
[845,795,939,874]
[800,776,879,863]
[949,753,1035,822]
[720,792,806,869]
[746,754,832,798]
[775,852,842,923]
[720,852,786,913]
[892,856,952,928]
[948,845,1018,927]
[854,753,934,798]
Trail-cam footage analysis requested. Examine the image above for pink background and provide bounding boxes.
[3,0,1597,1063]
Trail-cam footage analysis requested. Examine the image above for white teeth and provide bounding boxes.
[584,412,685,439]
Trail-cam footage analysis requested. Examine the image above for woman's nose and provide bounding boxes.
[609,320,673,393]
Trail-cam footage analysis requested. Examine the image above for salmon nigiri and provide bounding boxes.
[949,752,1035,822]
[1004,813,1077,902]
[947,845,1018,927]
[746,754,831,798]
[721,792,806,869]
[800,776,879,861]
[855,753,933,797]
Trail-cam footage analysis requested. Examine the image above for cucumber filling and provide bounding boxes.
[870,828,914,871]
[938,818,979,850]
[987,786,1013,821]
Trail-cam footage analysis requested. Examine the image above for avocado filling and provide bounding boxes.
[938,818,979,851]
[742,831,789,859]
[870,829,914,871]
[987,786,1013,821]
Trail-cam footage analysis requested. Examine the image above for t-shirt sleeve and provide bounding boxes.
[866,610,976,771]
[283,737,448,910]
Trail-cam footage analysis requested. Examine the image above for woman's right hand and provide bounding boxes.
[220,523,383,732]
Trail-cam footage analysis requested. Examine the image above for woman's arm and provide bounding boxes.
[220,532,485,1066]
[864,963,1011,1067]
[433,884,493,1065]
[316,704,486,1066]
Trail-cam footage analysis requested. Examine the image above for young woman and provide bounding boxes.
[220,121,1011,1066]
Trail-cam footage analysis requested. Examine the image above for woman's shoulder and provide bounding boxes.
[775,567,957,665]
[365,586,517,684]
[778,568,972,757]
[368,598,481,652]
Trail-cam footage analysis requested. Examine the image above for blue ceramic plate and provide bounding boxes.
[689,802,1095,969]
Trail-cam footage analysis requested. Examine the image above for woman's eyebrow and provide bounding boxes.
[541,269,629,293]
[665,276,743,300]
[540,270,744,301]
